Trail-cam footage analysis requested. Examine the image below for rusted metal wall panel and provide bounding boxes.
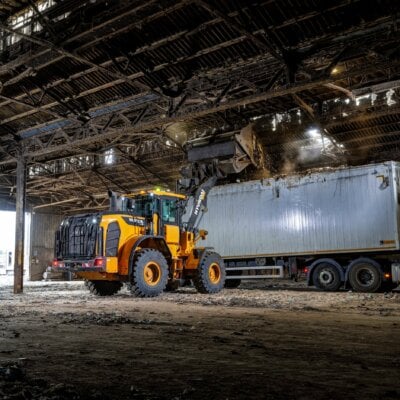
[30,212,63,280]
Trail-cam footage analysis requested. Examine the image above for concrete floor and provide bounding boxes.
[0,281,399,399]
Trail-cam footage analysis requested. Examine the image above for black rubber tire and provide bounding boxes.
[312,263,342,291]
[130,248,168,298]
[224,279,241,289]
[193,252,226,294]
[348,261,381,293]
[87,280,122,296]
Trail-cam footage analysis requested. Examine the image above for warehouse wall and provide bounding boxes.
[30,212,63,281]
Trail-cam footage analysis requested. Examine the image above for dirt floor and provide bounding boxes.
[0,280,399,400]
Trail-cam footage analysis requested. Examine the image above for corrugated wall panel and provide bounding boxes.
[200,162,399,258]
[30,212,63,280]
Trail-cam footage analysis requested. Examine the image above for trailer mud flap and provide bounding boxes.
[392,263,400,283]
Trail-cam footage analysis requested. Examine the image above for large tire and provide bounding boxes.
[312,263,342,291]
[86,280,122,296]
[130,249,168,298]
[348,260,381,293]
[193,252,226,294]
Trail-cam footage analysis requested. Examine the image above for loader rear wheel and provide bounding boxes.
[86,280,122,296]
[193,252,226,294]
[130,249,168,298]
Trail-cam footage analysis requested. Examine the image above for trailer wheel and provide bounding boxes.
[86,280,122,296]
[130,248,168,298]
[348,261,381,293]
[312,263,342,291]
[194,252,226,294]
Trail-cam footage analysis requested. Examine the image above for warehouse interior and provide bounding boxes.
[0,1,399,399]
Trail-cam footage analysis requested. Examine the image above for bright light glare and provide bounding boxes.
[307,128,320,138]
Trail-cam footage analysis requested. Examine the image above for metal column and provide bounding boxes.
[14,157,26,294]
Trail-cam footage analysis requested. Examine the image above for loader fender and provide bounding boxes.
[185,247,214,269]
[128,235,172,276]
[119,235,172,276]
[307,258,344,286]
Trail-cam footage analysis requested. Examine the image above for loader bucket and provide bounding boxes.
[186,124,262,175]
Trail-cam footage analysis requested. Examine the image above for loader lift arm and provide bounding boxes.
[180,163,221,233]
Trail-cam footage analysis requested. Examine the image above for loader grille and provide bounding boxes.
[55,213,100,259]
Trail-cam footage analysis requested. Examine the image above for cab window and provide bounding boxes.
[162,199,177,224]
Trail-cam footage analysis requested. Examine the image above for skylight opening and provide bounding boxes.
[1,0,62,49]
[104,149,115,165]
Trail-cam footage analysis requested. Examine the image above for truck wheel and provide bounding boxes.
[348,261,381,293]
[312,263,342,291]
[130,249,168,298]
[87,280,122,296]
[193,252,226,294]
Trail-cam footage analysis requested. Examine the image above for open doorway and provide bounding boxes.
[0,211,31,286]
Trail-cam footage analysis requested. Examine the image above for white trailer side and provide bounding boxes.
[198,161,400,292]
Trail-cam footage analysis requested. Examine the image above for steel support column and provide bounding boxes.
[14,156,26,294]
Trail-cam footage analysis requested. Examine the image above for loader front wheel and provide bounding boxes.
[193,252,226,294]
[130,249,168,298]
[86,280,122,296]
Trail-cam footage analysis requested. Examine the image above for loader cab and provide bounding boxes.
[122,192,186,254]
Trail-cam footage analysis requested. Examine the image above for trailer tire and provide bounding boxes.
[194,252,226,294]
[130,248,168,298]
[348,260,381,293]
[87,280,122,296]
[312,263,342,291]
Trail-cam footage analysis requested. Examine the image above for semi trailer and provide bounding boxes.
[199,161,400,292]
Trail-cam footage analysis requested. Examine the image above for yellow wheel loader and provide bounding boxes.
[54,186,225,297]
[53,126,262,297]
